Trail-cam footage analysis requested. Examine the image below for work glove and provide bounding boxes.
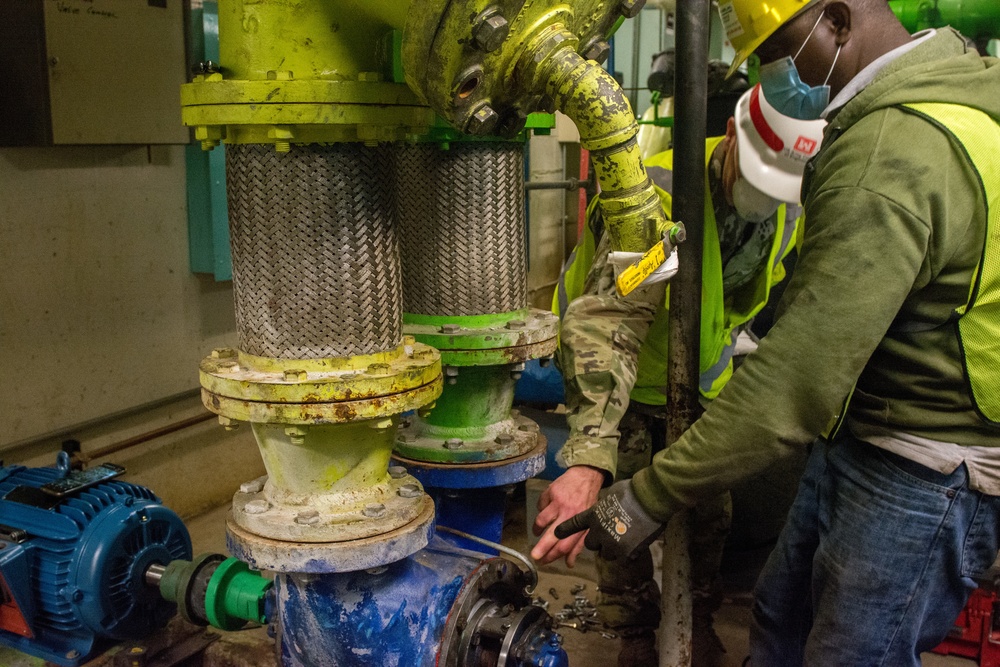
[554,479,664,561]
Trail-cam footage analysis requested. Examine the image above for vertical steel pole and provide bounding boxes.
[661,0,710,665]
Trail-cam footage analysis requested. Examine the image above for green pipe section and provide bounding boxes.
[890,0,1000,40]
[422,366,516,430]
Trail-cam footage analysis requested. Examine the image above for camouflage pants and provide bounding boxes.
[556,233,732,631]
[597,408,732,631]
[555,233,666,475]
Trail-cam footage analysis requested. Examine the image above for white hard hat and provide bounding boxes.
[735,84,827,203]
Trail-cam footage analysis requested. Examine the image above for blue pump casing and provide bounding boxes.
[0,457,191,666]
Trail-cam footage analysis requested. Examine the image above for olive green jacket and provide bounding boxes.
[633,29,1000,519]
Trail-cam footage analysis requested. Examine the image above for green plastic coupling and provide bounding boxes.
[158,554,271,631]
[205,558,272,630]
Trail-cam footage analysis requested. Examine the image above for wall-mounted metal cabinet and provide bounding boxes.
[0,0,188,146]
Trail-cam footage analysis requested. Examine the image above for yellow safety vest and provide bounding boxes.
[553,138,799,404]
[902,102,1000,424]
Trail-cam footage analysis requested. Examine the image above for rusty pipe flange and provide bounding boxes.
[200,340,442,425]
[225,495,436,573]
[402,0,635,135]
[403,309,558,367]
[395,410,541,464]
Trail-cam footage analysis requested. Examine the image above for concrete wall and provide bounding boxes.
[0,143,265,517]
[0,144,237,448]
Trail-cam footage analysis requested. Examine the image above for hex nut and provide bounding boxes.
[583,40,611,64]
[295,510,321,525]
[283,369,307,381]
[466,104,500,136]
[444,438,465,450]
[218,416,240,431]
[619,0,646,18]
[441,323,461,334]
[211,347,237,359]
[506,319,527,329]
[362,503,387,518]
[244,500,271,515]
[398,484,422,498]
[474,14,509,52]
[388,465,407,479]
[496,434,514,445]
[240,478,265,494]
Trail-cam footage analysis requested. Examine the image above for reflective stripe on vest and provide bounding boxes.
[903,102,1000,424]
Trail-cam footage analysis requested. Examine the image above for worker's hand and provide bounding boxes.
[530,466,605,567]
[555,479,663,562]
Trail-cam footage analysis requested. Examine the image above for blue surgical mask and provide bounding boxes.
[759,11,842,120]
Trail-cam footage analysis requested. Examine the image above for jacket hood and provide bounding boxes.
[830,29,1000,132]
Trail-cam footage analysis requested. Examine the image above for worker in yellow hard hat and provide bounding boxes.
[556,1,1000,665]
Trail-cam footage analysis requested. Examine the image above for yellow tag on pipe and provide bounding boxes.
[616,240,667,297]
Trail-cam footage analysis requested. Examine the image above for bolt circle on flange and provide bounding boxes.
[200,341,442,425]
[225,496,436,574]
[403,309,558,366]
[395,413,542,464]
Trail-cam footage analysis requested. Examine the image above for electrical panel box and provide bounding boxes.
[0,0,189,146]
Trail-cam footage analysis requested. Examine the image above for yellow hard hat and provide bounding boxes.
[718,0,820,77]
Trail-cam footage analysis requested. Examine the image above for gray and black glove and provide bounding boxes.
[554,479,664,561]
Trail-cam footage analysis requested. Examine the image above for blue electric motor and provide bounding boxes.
[0,454,191,666]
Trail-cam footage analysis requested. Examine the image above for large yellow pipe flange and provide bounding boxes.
[182,73,435,147]
[200,340,443,425]
[202,379,442,426]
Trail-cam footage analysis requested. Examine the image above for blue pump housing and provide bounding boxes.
[0,456,191,666]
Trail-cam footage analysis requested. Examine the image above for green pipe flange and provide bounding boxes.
[403,309,558,365]
[413,112,555,145]
[205,557,272,631]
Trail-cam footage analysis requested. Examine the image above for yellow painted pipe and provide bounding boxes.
[528,33,677,253]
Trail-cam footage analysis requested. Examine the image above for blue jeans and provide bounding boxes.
[750,433,1000,666]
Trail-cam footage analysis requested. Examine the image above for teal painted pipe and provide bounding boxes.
[890,0,1000,41]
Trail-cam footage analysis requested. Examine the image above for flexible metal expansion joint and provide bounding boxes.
[527,33,680,253]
